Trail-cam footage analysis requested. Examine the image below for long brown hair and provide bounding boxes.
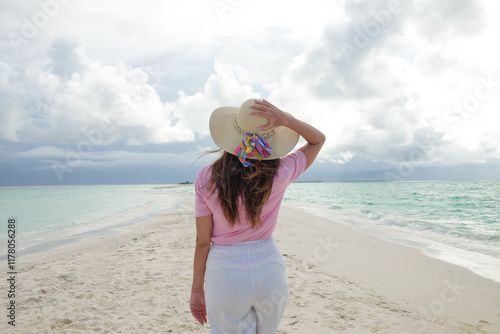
[208,151,281,228]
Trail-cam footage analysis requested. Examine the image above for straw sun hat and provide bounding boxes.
[209,99,299,166]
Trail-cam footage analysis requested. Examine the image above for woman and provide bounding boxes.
[190,99,325,333]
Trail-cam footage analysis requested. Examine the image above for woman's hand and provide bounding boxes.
[190,290,207,325]
[251,98,325,170]
[249,99,292,131]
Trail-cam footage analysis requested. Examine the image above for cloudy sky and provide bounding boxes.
[1,0,499,186]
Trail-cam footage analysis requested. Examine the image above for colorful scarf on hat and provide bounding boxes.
[233,118,273,167]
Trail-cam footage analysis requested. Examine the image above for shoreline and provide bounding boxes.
[0,187,193,257]
[285,204,500,284]
[12,210,160,257]
[2,196,499,333]
[274,206,500,333]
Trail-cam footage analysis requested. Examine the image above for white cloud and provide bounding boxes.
[2,39,197,145]
[265,0,500,167]
[0,38,265,145]
[0,62,14,86]
[14,145,67,158]
[166,62,260,137]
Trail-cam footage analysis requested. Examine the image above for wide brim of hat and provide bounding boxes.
[210,106,300,160]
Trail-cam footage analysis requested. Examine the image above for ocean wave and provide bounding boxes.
[284,180,500,258]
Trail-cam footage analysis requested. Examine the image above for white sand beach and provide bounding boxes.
[3,195,499,333]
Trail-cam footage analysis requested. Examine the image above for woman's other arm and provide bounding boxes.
[190,215,213,325]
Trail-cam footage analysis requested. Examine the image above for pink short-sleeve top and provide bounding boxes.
[195,150,307,245]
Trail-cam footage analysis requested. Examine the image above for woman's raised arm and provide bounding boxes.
[250,99,325,170]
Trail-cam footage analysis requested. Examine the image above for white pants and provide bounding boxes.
[205,238,289,334]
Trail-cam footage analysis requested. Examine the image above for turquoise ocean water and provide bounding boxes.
[1,181,499,282]
[0,184,193,255]
[283,180,500,282]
